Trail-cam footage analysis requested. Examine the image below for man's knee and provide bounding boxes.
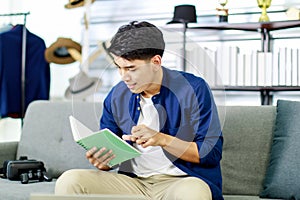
[166,177,212,200]
[55,169,91,194]
[55,169,139,195]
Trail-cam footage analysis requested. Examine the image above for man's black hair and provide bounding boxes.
[108,21,165,60]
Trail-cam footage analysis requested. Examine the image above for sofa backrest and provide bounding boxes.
[17,100,102,178]
[17,101,277,196]
[219,106,276,196]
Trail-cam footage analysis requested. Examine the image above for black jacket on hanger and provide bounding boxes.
[0,25,50,118]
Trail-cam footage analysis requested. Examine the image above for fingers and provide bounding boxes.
[136,138,147,145]
[86,147,115,170]
[93,150,115,169]
[86,147,98,158]
[122,125,154,144]
[140,139,151,148]
[123,125,161,148]
[131,125,141,134]
[122,135,133,141]
[131,125,149,139]
[123,133,146,144]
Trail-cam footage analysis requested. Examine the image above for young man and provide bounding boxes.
[55,21,223,200]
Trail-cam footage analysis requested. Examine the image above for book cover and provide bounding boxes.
[229,46,239,86]
[291,48,298,86]
[237,53,245,86]
[265,52,273,86]
[278,47,286,86]
[257,52,272,86]
[216,46,223,86]
[244,53,252,86]
[285,48,292,86]
[272,49,279,86]
[69,116,141,167]
[251,50,258,86]
[298,49,300,86]
[204,47,216,87]
[216,45,230,86]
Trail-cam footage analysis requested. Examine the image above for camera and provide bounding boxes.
[2,156,52,184]
[19,168,51,184]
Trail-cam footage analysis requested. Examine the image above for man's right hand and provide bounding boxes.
[86,147,115,171]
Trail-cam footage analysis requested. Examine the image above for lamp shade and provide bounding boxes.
[167,4,197,24]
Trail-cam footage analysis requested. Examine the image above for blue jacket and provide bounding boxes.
[100,66,223,200]
[0,25,50,118]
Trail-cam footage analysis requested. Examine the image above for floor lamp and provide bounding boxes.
[167,4,197,71]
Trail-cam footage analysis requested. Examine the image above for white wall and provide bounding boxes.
[1,0,299,100]
[1,0,300,141]
[0,0,85,141]
[0,0,85,98]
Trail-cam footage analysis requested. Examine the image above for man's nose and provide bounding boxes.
[119,69,130,81]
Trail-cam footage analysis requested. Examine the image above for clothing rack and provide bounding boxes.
[0,12,30,121]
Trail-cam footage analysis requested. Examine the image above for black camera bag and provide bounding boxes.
[1,156,52,184]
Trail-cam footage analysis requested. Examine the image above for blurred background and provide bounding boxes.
[1,0,300,141]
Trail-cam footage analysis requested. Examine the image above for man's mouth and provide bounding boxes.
[126,83,136,89]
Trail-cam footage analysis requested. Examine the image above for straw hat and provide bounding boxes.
[64,70,102,99]
[167,5,197,24]
[45,37,82,64]
[65,0,95,9]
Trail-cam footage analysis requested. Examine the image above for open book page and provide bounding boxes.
[69,116,141,167]
[69,116,94,141]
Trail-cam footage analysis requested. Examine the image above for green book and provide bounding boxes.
[69,116,141,167]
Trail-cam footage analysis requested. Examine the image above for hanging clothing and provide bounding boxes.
[0,25,50,118]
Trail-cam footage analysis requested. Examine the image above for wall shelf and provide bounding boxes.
[188,20,300,52]
[212,86,300,105]
[187,20,300,105]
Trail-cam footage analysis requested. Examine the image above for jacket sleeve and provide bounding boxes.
[192,80,223,167]
[100,88,122,137]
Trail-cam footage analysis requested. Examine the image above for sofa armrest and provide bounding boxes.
[0,142,18,164]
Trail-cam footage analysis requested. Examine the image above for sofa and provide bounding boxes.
[0,100,298,200]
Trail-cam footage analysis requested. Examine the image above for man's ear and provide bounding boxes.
[151,55,162,70]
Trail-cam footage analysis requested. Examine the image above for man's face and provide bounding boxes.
[113,56,160,94]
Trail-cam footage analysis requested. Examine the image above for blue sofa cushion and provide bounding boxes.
[260,100,300,199]
[220,106,275,196]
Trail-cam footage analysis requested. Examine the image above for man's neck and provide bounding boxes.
[141,67,163,98]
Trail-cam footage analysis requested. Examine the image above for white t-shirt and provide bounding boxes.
[131,95,187,177]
